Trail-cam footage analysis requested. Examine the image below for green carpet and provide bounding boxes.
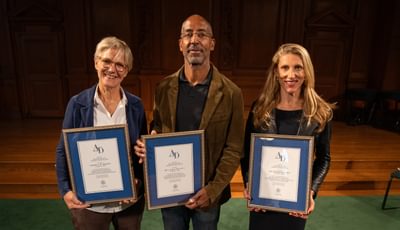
[0,196,399,229]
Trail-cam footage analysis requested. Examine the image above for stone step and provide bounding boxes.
[329,160,400,170]
[0,162,56,184]
[2,161,399,198]
[229,167,400,194]
[0,184,59,199]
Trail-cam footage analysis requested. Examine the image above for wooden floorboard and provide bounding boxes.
[0,119,399,198]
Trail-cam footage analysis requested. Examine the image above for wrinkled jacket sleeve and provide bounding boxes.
[128,97,148,196]
[311,121,332,195]
[204,88,244,203]
[240,109,255,187]
[55,97,79,197]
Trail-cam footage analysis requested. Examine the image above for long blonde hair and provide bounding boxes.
[253,43,334,132]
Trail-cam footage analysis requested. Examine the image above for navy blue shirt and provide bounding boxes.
[176,68,211,131]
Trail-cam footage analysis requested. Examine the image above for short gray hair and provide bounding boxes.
[94,36,133,71]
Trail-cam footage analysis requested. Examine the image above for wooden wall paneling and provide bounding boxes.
[89,0,132,50]
[382,8,400,91]
[8,2,66,118]
[0,80,20,118]
[1,0,397,120]
[231,76,266,114]
[7,0,63,11]
[160,0,212,73]
[138,75,155,113]
[63,0,91,98]
[212,0,237,71]
[63,0,88,74]
[131,0,162,73]
[65,73,95,100]
[308,37,345,101]
[14,32,65,117]
[347,0,378,89]
[378,0,400,91]
[230,0,283,112]
[235,0,281,75]
[27,79,64,117]
[367,2,390,90]
[305,9,355,119]
[308,0,358,17]
[0,1,20,118]
[138,75,164,121]
[282,0,307,44]
[122,75,141,97]
[86,0,135,97]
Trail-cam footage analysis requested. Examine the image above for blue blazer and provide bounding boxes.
[55,85,148,197]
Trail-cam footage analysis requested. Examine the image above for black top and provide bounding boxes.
[275,109,302,135]
[175,68,211,131]
[241,105,331,195]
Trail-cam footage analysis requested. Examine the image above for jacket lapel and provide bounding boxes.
[167,76,179,131]
[199,66,223,130]
[78,86,95,127]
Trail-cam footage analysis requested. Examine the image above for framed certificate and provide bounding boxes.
[248,133,314,213]
[142,130,205,210]
[63,124,136,204]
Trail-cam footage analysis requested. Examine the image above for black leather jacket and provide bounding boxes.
[240,108,331,197]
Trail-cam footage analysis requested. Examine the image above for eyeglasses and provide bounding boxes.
[99,58,126,72]
[180,31,212,40]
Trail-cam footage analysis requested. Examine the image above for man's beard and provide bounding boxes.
[187,56,204,66]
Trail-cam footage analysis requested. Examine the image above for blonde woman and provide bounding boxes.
[241,43,334,230]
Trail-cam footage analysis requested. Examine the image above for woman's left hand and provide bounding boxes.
[289,190,315,219]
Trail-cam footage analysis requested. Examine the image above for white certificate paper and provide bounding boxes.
[77,138,123,194]
[259,146,300,202]
[154,143,194,198]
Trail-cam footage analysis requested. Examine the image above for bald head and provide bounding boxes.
[181,14,213,36]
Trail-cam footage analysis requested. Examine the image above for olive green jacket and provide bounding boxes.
[152,65,244,206]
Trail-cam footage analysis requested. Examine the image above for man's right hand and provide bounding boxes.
[63,191,90,209]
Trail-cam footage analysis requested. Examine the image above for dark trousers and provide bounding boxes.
[161,205,221,230]
[70,198,145,230]
[249,211,306,230]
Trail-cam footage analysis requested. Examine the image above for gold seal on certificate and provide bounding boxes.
[142,130,205,210]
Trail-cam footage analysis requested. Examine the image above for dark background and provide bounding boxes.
[0,0,399,121]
